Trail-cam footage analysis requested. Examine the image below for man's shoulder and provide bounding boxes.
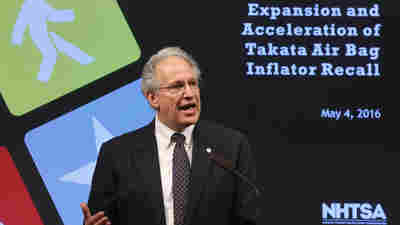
[197,120,246,140]
[197,120,250,159]
[102,121,153,147]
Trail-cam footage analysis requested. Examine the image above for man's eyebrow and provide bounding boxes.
[163,80,182,87]
[168,78,196,85]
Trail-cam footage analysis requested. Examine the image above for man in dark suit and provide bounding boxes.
[80,47,260,225]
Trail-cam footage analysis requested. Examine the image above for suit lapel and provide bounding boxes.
[129,121,166,225]
[185,121,213,225]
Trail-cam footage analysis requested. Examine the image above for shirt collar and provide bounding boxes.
[155,115,195,146]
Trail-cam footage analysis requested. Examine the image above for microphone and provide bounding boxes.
[205,147,261,197]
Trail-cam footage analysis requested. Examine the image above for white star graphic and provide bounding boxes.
[58,116,114,185]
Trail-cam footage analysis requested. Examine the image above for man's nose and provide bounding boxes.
[182,83,195,97]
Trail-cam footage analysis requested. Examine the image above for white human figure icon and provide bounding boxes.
[11,0,95,83]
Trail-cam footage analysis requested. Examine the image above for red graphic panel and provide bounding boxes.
[0,147,44,225]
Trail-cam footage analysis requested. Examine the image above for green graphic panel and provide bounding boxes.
[0,0,141,115]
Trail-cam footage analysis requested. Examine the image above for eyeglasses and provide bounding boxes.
[158,80,200,95]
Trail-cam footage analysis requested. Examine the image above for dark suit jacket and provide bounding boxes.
[87,120,260,225]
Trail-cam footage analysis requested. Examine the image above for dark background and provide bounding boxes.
[0,1,392,224]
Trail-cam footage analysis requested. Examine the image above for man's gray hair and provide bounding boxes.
[141,47,201,95]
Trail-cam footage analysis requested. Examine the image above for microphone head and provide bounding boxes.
[206,148,235,171]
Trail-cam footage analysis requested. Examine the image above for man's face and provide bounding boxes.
[146,56,201,131]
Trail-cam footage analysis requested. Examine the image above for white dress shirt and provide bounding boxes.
[155,116,195,225]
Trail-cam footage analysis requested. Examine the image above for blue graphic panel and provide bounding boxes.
[25,79,155,225]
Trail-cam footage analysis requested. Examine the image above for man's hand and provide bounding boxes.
[80,202,111,225]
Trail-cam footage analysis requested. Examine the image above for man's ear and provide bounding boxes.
[146,91,160,110]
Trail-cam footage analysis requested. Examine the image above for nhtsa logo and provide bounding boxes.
[322,202,387,225]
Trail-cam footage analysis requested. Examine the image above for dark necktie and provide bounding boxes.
[171,133,190,225]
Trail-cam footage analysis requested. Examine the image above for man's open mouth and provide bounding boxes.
[179,103,196,111]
